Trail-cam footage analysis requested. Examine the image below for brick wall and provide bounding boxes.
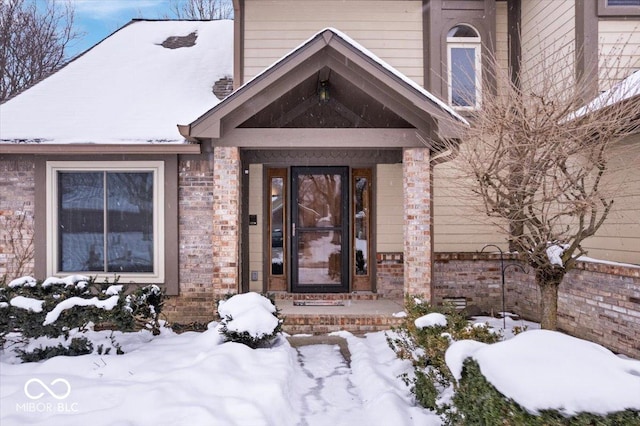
[212,147,240,294]
[551,262,639,359]
[432,253,640,358]
[402,148,432,297]
[376,253,404,298]
[0,159,35,279]
[164,157,217,324]
[433,253,521,314]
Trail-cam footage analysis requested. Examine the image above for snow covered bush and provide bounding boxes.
[387,296,500,414]
[446,331,640,425]
[217,292,283,349]
[16,336,94,363]
[0,275,165,361]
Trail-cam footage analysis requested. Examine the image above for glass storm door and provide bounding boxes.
[291,167,349,293]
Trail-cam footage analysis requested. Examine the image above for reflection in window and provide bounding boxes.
[447,24,481,109]
[58,171,154,273]
[297,231,342,284]
[270,176,284,275]
[353,171,370,276]
[295,172,343,285]
[450,48,477,106]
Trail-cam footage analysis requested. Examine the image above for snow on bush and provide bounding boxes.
[42,274,90,289]
[8,276,37,288]
[9,295,45,313]
[414,312,447,329]
[446,329,640,415]
[0,275,166,361]
[217,292,283,348]
[43,295,120,325]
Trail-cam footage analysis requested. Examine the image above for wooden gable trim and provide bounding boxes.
[214,51,330,137]
[185,28,467,145]
[189,37,329,138]
[323,53,439,137]
[323,35,459,126]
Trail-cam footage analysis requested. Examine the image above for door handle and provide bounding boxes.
[292,223,296,237]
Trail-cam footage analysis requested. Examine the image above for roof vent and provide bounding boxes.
[160,32,197,49]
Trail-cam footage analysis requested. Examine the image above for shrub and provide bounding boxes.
[0,275,165,361]
[125,284,164,335]
[450,359,640,426]
[217,292,283,349]
[387,296,501,413]
[17,337,94,363]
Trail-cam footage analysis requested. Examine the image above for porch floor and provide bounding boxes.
[275,294,406,335]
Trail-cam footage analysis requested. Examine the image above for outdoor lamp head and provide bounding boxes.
[318,81,330,103]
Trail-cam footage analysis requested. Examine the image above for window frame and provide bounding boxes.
[447,26,482,111]
[46,161,165,283]
[267,167,287,279]
[352,168,371,279]
[598,0,640,16]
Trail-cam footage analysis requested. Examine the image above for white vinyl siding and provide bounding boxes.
[433,159,506,253]
[243,0,424,85]
[520,0,575,92]
[495,1,509,92]
[598,20,640,91]
[582,136,640,265]
[376,164,404,253]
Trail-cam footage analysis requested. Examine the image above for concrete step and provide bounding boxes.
[276,297,405,335]
[271,292,383,301]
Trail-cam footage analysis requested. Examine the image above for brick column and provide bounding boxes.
[403,148,432,298]
[212,146,240,294]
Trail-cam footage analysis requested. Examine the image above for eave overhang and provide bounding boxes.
[0,143,201,155]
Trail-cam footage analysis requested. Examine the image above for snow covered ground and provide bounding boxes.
[0,326,438,426]
[1,312,638,425]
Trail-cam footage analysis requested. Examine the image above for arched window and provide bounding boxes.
[447,24,481,109]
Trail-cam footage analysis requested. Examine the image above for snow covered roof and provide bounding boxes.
[0,20,233,144]
[568,70,640,120]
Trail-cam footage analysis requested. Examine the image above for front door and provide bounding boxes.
[291,167,349,293]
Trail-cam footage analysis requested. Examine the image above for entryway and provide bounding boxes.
[257,158,377,295]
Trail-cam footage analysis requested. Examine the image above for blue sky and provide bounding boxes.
[61,1,182,57]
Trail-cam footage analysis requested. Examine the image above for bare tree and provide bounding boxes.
[0,0,79,102]
[169,0,233,20]
[1,206,35,280]
[455,43,640,330]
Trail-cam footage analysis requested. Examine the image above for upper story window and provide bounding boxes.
[607,0,640,5]
[46,161,165,283]
[598,0,640,15]
[447,24,482,110]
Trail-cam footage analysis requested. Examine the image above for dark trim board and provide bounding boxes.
[242,148,402,166]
